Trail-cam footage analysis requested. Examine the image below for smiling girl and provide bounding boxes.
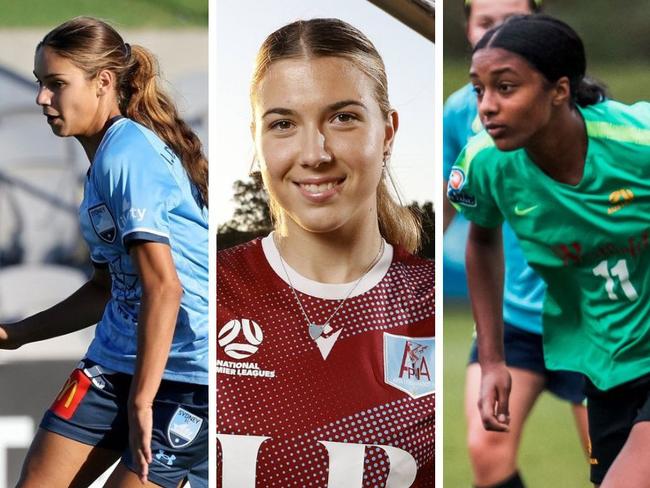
[449,14,650,487]
[216,18,434,487]
[0,17,208,488]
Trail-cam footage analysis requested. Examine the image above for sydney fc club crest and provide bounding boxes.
[88,204,116,243]
[167,407,203,448]
[384,333,435,399]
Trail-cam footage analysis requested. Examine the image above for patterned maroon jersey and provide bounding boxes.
[217,236,435,487]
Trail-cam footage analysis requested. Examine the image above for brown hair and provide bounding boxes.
[251,18,421,253]
[38,16,208,206]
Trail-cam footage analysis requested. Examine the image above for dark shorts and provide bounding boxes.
[585,373,650,484]
[469,322,586,404]
[40,359,208,488]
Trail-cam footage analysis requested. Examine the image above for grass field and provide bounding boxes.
[444,58,650,104]
[0,0,207,27]
[443,304,592,488]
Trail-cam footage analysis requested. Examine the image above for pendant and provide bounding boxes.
[309,324,325,341]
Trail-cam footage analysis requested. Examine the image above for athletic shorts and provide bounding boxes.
[40,359,208,488]
[585,373,650,484]
[469,322,585,404]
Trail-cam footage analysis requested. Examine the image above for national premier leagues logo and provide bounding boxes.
[167,407,203,448]
[384,333,435,398]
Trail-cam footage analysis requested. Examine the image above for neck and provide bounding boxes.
[76,105,123,163]
[525,106,587,185]
[276,213,384,284]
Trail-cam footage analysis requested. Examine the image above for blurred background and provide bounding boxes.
[0,1,206,486]
[443,1,650,486]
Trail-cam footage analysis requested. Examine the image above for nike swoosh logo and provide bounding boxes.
[514,204,538,216]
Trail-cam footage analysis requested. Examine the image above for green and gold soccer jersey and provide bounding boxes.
[448,100,650,391]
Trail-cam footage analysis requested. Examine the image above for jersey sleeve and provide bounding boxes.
[446,133,503,228]
[94,144,182,248]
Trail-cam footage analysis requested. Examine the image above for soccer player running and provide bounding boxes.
[216,18,434,487]
[0,17,208,488]
[449,14,650,488]
[444,3,588,488]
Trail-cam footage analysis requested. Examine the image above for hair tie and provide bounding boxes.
[124,42,131,59]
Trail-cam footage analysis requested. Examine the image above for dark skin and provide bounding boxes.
[466,47,587,432]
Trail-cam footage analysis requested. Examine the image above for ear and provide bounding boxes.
[96,69,115,96]
[551,76,571,106]
[383,110,399,156]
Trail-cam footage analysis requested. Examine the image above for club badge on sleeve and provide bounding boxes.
[383,333,435,399]
[88,204,116,243]
[167,407,203,448]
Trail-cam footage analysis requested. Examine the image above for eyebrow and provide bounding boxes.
[262,99,368,119]
[33,71,66,80]
[469,66,518,78]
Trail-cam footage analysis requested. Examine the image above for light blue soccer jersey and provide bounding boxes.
[444,83,545,334]
[79,117,208,385]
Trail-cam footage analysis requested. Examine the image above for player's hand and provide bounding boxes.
[0,323,22,350]
[128,403,153,484]
[478,362,512,432]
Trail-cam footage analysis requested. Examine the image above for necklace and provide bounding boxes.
[276,238,385,341]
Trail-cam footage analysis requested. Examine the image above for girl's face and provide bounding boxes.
[466,0,531,47]
[34,46,104,138]
[470,47,559,151]
[253,56,396,235]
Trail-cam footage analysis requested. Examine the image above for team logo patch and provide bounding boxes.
[218,318,264,359]
[88,204,116,243]
[50,368,92,420]
[384,333,435,399]
[167,407,203,448]
[448,168,466,191]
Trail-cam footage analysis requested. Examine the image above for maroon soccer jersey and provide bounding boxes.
[217,236,435,487]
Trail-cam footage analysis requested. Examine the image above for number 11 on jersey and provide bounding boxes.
[592,259,639,301]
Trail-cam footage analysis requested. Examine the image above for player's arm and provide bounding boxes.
[0,266,112,350]
[465,221,511,432]
[127,241,183,483]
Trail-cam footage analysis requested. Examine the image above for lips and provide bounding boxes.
[44,114,61,124]
[294,176,345,202]
[485,123,507,138]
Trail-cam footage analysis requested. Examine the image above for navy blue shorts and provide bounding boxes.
[469,322,585,404]
[40,359,207,488]
[585,373,650,484]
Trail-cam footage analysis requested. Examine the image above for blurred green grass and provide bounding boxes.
[0,0,207,27]
[444,59,650,104]
[443,304,592,488]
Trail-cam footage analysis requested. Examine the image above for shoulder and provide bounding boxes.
[217,239,265,282]
[582,100,650,146]
[93,119,176,176]
[454,130,508,176]
[391,247,435,296]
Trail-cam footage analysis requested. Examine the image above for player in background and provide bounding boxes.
[0,17,208,488]
[216,18,434,487]
[444,3,589,487]
[449,14,650,487]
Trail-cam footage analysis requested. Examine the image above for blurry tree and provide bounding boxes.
[217,177,272,250]
[411,201,434,260]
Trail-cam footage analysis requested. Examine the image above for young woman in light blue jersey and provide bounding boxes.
[444,3,588,488]
[0,17,208,488]
[450,14,650,488]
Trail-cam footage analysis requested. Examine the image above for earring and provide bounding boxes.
[382,151,391,168]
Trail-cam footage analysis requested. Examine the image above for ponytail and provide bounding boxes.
[122,45,208,206]
[575,76,608,107]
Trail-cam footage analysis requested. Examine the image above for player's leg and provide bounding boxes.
[571,402,590,457]
[17,429,119,488]
[465,363,545,487]
[104,461,184,488]
[599,422,650,488]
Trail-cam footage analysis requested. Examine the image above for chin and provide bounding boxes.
[492,138,522,152]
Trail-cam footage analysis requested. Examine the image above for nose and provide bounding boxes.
[300,126,332,168]
[36,85,51,107]
[478,88,498,118]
